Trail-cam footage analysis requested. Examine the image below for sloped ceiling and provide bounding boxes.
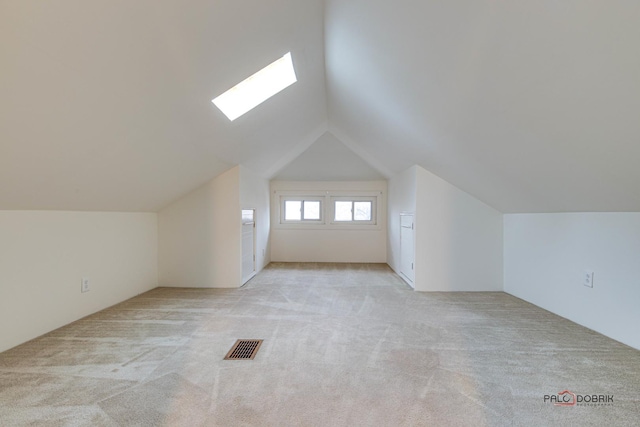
[2,1,640,213]
[273,131,385,181]
[326,0,640,213]
[0,0,326,211]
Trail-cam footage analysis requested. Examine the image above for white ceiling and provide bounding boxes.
[273,132,385,181]
[325,0,640,213]
[2,1,640,212]
[0,0,326,211]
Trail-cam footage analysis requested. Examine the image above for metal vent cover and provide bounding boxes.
[224,339,263,360]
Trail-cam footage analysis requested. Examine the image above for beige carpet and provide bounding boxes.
[0,263,638,426]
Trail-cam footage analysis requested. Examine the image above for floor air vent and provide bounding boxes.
[224,339,263,360]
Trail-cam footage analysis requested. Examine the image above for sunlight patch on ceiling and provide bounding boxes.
[212,52,297,121]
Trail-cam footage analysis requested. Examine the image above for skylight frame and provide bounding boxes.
[212,52,297,121]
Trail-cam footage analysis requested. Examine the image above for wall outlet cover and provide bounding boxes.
[584,271,594,288]
[81,277,90,293]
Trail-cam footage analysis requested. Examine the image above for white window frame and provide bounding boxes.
[330,196,377,225]
[280,196,324,224]
[273,189,382,230]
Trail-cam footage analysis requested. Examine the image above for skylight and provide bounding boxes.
[212,52,297,121]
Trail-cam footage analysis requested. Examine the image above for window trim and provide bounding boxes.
[330,196,377,225]
[273,189,382,230]
[280,196,324,224]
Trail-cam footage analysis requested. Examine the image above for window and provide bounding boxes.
[281,197,323,223]
[241,209,254,222]
[274,190,381,229]
[331,197,376,224]
[212,52,297,121]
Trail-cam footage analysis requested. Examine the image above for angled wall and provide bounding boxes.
[387,166,416,276]
[158,167,242,288]
[0,211,158,353]
[505,213,640,350]
[240,165,271,272]
[158,165,270,288]
[415,166,503,291]
[388,165,503,291]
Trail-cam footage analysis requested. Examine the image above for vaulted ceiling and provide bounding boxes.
[273,131,385,182]
[2,1,640,212]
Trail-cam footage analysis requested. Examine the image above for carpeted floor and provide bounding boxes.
[0,263,638,426]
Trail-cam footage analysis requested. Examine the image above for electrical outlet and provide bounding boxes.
[81,277,90,293]
[584,271,594,288]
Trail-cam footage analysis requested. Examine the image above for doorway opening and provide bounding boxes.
[400,213,415,288]
[242,209,256,284]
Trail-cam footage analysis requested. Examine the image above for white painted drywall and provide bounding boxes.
[240,165,271,274]
[0,211,157,353]
[387,166,416,274]
[158,167,241,288]
[504,213,640,350]
[415,165,503,291]
[388,165,502,291]
[270,181,387,262]
[0,1,328,212]
[273,132,385,181]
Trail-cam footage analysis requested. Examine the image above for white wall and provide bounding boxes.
[504,213,640,350]
[388,165,503,291]
[270,181,387,262]
[158,167,241,288]
[240,165,271,272]
[0,211,157,353]
[273,132,386,181]
[387,166,417,274]
[415,166,503,291]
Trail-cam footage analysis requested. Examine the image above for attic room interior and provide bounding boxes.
[1,0,639,425]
